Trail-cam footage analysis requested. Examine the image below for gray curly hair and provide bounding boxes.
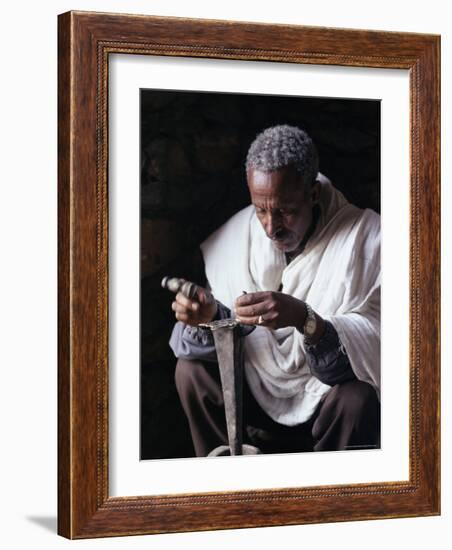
[245,125,319,189]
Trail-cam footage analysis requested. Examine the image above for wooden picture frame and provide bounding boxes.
[58,10,440,539]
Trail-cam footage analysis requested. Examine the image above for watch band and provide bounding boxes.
[303,302,317,338]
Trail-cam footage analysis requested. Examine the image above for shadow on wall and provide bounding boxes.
[140,89,381,459]
[26,516,57,533]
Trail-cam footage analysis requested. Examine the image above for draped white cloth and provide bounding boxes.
[200,175,381,426]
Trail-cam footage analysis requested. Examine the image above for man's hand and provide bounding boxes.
[171,286,217,327]
[235,291,307,331]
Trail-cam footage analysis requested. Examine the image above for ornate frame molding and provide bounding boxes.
[58,11,440,538]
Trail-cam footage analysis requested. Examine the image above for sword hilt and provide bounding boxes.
[161,276,199,300]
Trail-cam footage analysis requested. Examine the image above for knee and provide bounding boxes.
[175,358,223,411]
[174,358,204,400]
[330,379,380,419]
[312,380,380,450]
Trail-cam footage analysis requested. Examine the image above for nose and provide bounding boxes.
[265,212,282,238]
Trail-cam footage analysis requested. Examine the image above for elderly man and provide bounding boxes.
[169,125,380,457]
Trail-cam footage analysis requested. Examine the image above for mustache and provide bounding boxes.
[268,229,290,241]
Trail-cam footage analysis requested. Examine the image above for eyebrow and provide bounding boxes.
[253,203,298,210]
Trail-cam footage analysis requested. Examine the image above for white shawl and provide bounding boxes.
[200,175,380,426]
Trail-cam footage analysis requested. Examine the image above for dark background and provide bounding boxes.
[140,89,380,460]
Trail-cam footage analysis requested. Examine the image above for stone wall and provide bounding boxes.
[140,89,380,459]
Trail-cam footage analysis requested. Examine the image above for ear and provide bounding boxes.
[310,179,321,204]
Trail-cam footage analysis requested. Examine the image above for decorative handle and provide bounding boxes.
[161,276,199,300]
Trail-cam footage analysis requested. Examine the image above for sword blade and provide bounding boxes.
[211,325,243,456]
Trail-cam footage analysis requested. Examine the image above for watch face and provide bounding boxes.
[306,319,316,335]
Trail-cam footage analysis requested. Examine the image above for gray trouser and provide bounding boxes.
[175,358,381,457]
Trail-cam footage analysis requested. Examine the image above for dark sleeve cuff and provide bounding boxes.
[212,301,232,321]
[304,320,357,386]
[168,301,231,362]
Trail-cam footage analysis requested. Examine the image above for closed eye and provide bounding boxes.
[279,209,297,215]
[254,206,296,217]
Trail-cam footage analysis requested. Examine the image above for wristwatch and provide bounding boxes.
[303,302,317,338]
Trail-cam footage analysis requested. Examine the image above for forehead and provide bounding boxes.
[247,167,306,204]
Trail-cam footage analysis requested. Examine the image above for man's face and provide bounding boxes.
[247,166,318,254]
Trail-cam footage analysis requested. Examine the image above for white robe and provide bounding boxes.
[200,175,380,426]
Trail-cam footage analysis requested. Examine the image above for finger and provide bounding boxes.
[235,315,257,325]
[235,291,270,307]
[260,311,279,326]
[176,291,200,312]
[235,296,276,318]
[235,302,270,318]
[237,309,278,325]
[175,311,190,323]
[172,301,193,315]
[196,287,214,305]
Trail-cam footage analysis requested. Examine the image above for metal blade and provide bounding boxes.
[199,319,245,456]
